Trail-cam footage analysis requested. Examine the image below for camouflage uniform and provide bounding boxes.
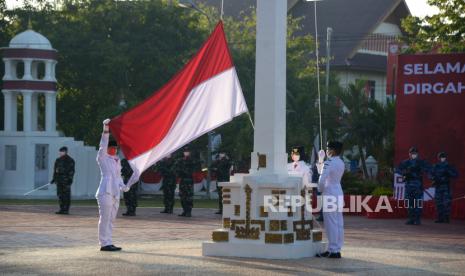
[210,157,231,213]
[52,155,75,213]
[156,157,177,213]
[396,158,431,224]
[121,159,138,215]
[175,156,200,216]
[431,161,458,222]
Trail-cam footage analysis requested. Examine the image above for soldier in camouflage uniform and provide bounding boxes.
[51,147,75,215]
[175,146,200,217]
[396,147,431,225]
[157,154,177,214]
[121,158,138,216]
[431,152,458,223]
[210,151,231,214]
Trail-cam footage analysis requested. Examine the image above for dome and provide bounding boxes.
[9,30,53,50]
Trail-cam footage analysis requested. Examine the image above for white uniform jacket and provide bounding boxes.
[287,160,312,186]
[95,132,135,199]
[318,157,344,196]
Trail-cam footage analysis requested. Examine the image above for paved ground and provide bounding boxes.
[1,205,465,275]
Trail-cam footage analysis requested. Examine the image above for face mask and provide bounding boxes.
[411,154,418,159]
[219,153,226,159]
[326,150,333,158]
[440,157,446,162]
[59,151,66,157]
[107,147,117,156]
[184,152,190,158]
[292,155,300,162]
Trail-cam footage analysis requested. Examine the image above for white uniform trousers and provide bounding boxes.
[97,194,119,247]
[323,195,344,253]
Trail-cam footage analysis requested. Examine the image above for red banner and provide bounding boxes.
[394,53,465,197]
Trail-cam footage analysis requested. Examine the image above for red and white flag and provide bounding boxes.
[109,22,248,179]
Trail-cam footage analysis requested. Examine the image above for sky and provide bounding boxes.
[6,0,440,18]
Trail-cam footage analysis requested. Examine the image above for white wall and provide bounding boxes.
[0,133,100,199]
[336,70,388,104]
[373,22,403,36]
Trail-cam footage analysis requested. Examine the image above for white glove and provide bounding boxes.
[122,185,130,192]
[318,150,326,163]
[103,118,110,132]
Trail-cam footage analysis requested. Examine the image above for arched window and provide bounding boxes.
[15,61,24,79]
[35,61,46,80]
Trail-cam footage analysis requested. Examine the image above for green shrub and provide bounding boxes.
[341,172,377,195]
[371,186,393,197]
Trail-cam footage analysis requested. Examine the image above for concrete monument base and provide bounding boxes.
[202,173,326,259]
[203,240,326,259]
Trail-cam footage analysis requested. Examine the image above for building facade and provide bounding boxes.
[0,28,100,199]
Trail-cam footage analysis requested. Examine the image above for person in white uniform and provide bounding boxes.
[287,146,311,184]
[96,119,138,252]
[316,141,345,258]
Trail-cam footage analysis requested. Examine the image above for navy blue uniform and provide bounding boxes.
[431,161,458,222]
[396,159,431,224]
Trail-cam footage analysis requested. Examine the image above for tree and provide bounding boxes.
[1,1,336,168]
[2,0,211,146]
[334,80,390,179]
[402,0,465,53]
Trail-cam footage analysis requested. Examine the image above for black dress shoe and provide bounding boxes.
[327,252,341,258]
[434,219,444,223]
[110,245,122,251]
[100,245,119,252]
[178,213,186,217]
[55,210,69,215]
[215,210,222,215]
[316,251,330,257]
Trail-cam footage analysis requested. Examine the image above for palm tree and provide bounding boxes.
[334,80,386,179]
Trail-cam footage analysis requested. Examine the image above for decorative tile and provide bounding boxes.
[260,206,268,217]
[269,220,280,231]
[284,233,294,243]
[251,220,265,231]
[234,205,240,216]
[212,230,229,242]
[265,233,283,244]
[223,218,230,228]
[312,230,323,241]
[280,220,288,231]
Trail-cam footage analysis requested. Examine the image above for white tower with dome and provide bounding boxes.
[0,27,100,199]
